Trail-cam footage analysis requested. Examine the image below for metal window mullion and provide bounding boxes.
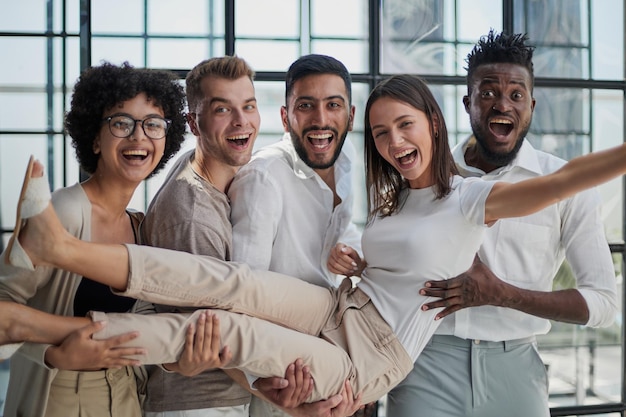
[46,0,54,185]
[368,0,380,90]
[225,0,235,55]
[78,0,91,182]
[300,0,310,56]
[622,0,626,409]
[61,0,68,187]
[143,0,148,66]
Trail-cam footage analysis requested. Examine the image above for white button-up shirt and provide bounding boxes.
[229,133,362,288]
[441,137,618,341]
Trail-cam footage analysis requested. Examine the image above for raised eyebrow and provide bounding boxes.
[325,95,347,103]
[478,77,529,91]
[208,97,230,106]
[107,112,163,120]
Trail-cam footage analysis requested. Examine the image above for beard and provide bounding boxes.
[288,124,349,170]
[470,118,531,168]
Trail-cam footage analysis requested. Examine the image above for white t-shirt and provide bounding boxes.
[357,175,494,360]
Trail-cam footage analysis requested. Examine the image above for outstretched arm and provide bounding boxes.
[0,301,97,349]
[485,143,626,224]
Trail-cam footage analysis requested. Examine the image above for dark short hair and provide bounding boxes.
[65,62,186,177]
[364,74,457,221]
[185,55,255,113]
[285,54,352,104]
[465,29,535,93]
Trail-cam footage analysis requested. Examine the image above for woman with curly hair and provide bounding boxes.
[0,62,186,417]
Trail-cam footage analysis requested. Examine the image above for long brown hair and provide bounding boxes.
[364,74,457,222]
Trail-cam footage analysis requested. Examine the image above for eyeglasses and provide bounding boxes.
[102,115,171,140]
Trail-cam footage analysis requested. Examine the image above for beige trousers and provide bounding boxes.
[93,244,413,404]
[45,367,141,417]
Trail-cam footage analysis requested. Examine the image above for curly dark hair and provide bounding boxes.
[465,29,535,94]
[65,62,187,177]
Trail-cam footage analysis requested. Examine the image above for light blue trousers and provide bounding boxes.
[386,335,549,417]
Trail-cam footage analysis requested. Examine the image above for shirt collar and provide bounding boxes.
[452,135,543,178]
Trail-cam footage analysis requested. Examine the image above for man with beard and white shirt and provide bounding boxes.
[386,29,618,417]
[229,54,370,417]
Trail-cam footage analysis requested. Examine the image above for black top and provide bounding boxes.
[73,212,138,317]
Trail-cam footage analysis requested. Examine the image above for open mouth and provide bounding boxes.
[489,118,514,136]
[394,148,417,166]
[122,149,148,161]
[227,134,251,147]
[307,133,333,149]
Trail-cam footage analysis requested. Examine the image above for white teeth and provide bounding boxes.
[393,149,414,159]
[491,118,512,124]
[308,134,332,140]
[123,149,148,156]
[227,134,249,140]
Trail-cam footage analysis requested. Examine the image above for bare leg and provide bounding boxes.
[0,301,90,346]
[15,160,131,291]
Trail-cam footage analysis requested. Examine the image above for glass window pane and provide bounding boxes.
[534,47,589,79]
[523,1,587,45]
[381,0,453,75]
[255,81,285,150]
[61,0,81,33]
[236,40,300,72]
[456,0,502,42]
[236,0,299,38]
[349,82,370,229]
[92,38,146,67]
[382,41,456,75]
[148,39,224,69]
[0,93,48,131]
[0,38,47,84]
[2,0,47,31]
[514,0,592,79]
[311,0,368,38]
[92,0,145,34]
[312,40,369,73]
[61,37,82,88]
[592,90,624,243]
[539,255,622,407]
[534,87,589,133]
[148,0,215,35]
[591,1,624,80]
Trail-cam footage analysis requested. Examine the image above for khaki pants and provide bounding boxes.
[94,245,413,404]
[45,367,141,417]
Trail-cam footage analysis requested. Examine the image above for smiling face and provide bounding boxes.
[281,73,355,171]
[463,62,536,171]
[188,75,259,171]
[94,92,166,184]
[369,96,435,189]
